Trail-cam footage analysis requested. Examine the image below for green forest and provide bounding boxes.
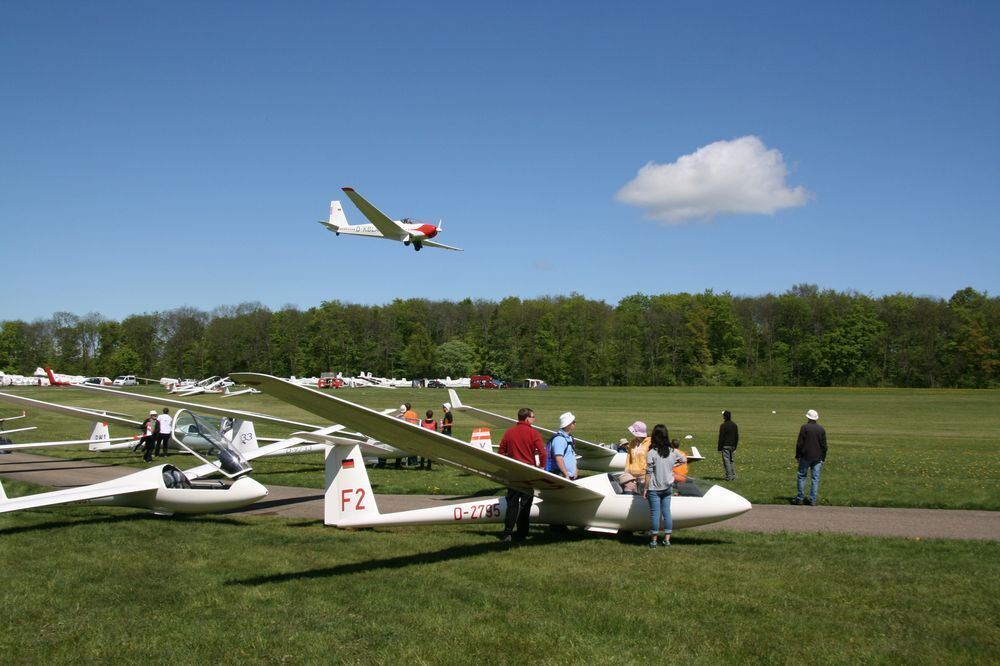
[1,285,997,388]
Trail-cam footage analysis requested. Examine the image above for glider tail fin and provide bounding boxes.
[230,419,259,455]
[325,444,379,526]
[87,421,112,451]
[0,479,6,501]
[447,388,463,410]
[328,200,349,230]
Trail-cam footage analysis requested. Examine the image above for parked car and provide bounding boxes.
[112,375,138,386]
[426,380,446,388]
[83,376,113,386]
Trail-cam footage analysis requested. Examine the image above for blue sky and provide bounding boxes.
[2,1,998,321]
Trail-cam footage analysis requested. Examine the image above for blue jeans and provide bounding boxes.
[796,459,823,503]
[647,487,673,536]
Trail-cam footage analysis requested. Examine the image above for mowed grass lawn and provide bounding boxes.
[2,384,998,509]
[1,386,998,663]
[0,492,997,664]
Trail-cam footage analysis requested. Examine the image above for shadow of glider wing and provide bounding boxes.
[231,372,601,502]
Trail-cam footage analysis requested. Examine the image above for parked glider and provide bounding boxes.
[231,373,751,534]
[318,187,462,252]
[0,419,268,516]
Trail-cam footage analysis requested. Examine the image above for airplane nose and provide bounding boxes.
[707,485,752,518]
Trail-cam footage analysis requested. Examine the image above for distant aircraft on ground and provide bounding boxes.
[232,373,751,535]
[318,187,462,252]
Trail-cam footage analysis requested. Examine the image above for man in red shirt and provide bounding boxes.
[497,407,547,543]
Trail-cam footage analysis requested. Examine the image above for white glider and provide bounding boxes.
[232,373,751,534]
[318,187,462,252]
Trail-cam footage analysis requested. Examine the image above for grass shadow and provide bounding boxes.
[226,535,599,587]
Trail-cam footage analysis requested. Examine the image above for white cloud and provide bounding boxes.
[616,136,810,224]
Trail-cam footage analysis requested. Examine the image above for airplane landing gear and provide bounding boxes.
[414,241,423,251]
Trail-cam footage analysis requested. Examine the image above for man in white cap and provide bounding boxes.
[139,410,158,462]
[440,402,453,436]
[547,412,578,480]
[793,409,827,505]
[625,421,650,494]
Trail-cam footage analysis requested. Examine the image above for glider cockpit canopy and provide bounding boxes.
[172,409,253,478]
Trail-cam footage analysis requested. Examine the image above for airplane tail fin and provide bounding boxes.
[325,444,379,526]
[328,200,349,230]
[447,388,463,410]
[230,419,259,455]
[44,367,58,386]
[470,427,492,450]
[87,421,112,451]
[0,479,6,501]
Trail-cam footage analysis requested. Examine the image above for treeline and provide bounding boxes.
[1,285,997,388]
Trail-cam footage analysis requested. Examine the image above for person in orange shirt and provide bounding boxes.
[419,409,438,470]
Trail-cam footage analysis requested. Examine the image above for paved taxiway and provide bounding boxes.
[1,452,997,540]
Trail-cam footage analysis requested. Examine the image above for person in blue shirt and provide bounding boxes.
[550,412,578,480]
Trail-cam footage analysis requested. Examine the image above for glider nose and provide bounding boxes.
[706,484,752,520]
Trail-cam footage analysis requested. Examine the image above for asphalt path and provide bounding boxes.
[1,452,998,541]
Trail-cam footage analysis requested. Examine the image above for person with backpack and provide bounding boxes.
[497,407,547,543]
[625,421,651,494]
[644,424,687,548]
[547,412,578,480]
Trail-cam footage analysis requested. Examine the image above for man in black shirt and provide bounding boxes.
[718,410,739,481]
[793,409,828,506]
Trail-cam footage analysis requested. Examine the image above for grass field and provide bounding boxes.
[2,384,998,509]
[0,494,996,663]
[2,385,999,663]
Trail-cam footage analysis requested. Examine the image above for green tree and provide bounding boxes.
[436,339,477,377]
[401,324,436,378]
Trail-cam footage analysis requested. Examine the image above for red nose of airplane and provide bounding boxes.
[418,223,438,238]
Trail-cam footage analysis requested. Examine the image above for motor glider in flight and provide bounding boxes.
[318,187,462,252]
[232,373,751,535]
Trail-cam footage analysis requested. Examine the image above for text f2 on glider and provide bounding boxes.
[318,187,462,252]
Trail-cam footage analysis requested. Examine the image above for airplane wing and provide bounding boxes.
[0,436,138,451]
[421,239,463,252]
[0,392,142,429]
[446,389,616,461]
[231,373,603,502]
[341,187,408,240]
[0,477,157,514]
[78,384,324,430]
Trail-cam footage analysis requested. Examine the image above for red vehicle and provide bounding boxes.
[469,375,494,389]
[469,375,505,389]
[317,377,344,389]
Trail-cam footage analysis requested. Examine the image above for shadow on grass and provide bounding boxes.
[0,510,255,536]
[226,539,535,586]
[228,530,738,587]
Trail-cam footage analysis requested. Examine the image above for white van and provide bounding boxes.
[113,375,138,386]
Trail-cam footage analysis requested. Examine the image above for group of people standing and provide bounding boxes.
[494,405,829,546]
[138,407,173,462]
[710,407,828,506]
[381,401,454,470]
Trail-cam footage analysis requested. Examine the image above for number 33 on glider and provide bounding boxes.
[317,187,462,252]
